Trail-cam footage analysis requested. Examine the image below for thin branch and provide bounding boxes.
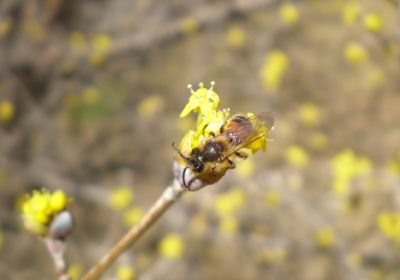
[81,180,185,280]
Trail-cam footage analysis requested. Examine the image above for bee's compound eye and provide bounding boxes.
[195,165,203,172]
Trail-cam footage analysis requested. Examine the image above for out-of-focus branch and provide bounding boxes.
[81,180,185,280]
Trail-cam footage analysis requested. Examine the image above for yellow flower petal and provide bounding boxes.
[116,265,135,280]
[0,100,15,123]
[285,145,309,168]
[363,13,382,33]
[279,3,300,25]
[218,216,239,235]
[109,186,133,211]
[158,233,184,260]
[344,42,367,64]
[315,226,336,248]
[123,206,144,227]
[259,50,289,91]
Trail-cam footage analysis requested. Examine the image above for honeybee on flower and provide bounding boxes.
[173,82,274,191]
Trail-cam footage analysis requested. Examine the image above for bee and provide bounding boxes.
[173,112,274,190]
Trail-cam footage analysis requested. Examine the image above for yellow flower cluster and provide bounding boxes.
[377,212,400,243]
[213,188,246,217]
[213,188,246,235]
[177,82,229,159]
[181,17,199,35]
[331,149,372,196]
[0,100,15,123]
[314,226,336,248]
[88,34,112,66]
[285,145,309,168]
[259,50,289,92]
[226,26,245,49]
[363,13,382,33]
[109,186,134,211]
[264,189,282,208]
[137,95,165,119]
[123,206,144,227]
[279,2,300,25]
[257,247,287,264]
[344,42,367,64]
[0,17,13,39]
[298,103,320,127]
[341,2,360,25]
[69,31,86,53]
[158,233,184,260]
[22,189,71,236]
[115,265,136,280]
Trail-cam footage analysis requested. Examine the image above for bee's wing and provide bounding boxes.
[218,112,275,159]
[256,112,275,130]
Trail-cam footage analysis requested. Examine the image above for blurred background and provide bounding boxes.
[0,0,400,279]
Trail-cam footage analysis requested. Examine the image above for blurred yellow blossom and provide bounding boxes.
[298,103,320,127]
[279,3,300,25]
[310,132,328,151]
[137,95,165,118]
[386,159,400,175]
[213,188,246,216]
[264,189,282,208]
[363,13,382,33]
[0,17,13,39]
[285,145,309,168]
[181,17,199,34]
[68,264,82,280]
[21,189,71,236]
[116,265,135,280]
[158,233,184,260]
[377,212,400,243]
[0,100,15,123]
[226,26,245,49]
[344,42,367,64]
[123,206,144,227]
[235,159,255,178]
[257,247,287,264]
[314,226,336,248]
[82,87,100,106]
[342,2,360,25]
[369,269,385,280]
[89,34,112,66]
[368,68,385,88]
[218,215,239,235]
[331,149,372,196]
[109,186,133,211]
[259,50,289,92]
[23,19,45,42]
[69,31,87,52]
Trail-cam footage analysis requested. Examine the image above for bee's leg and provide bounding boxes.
[234,151,248,159]
[220,125,225,134]
[227,158,236,169]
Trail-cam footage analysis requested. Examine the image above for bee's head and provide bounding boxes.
[172,143,204,172]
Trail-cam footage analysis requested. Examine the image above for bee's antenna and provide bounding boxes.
[182,166,188,189]
[172,142,191,163]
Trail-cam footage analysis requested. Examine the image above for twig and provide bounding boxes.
[81,180,185,280]
[44,238,71,280]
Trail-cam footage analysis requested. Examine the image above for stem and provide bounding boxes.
[81,180,185,280]
[45,238,71,280]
